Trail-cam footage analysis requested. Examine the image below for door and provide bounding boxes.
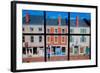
[74,46,79,55]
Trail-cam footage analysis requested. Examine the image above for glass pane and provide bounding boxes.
[70,12,91,34]
[46,11,68,34]
[70,36,90,60]
[22,35,45,63]
[22,10,44,34]
[46,35,68,61]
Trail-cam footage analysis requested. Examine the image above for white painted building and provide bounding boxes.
[70,36,90,56]
[22,15,45,58]
[22,25,44,33]
[22,35,44,58]
[70,27,90,34]
[70,16,90,56]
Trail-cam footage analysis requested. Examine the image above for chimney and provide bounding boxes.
[25,13,30,24]
[58,16,61,26]
[76,16,79,27]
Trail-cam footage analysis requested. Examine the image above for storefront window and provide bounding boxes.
[33,47,37,54]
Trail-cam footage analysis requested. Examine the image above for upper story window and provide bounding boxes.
[55,29,57,33]
[39,36,42,42]
[70,29,74,33]
[47,29,50,33]
[31,36,34,42]
[47,36,50,42]
[30,27,33,31]
[62,29,65,33]
[23,36,25,42]
[70,36,74,42]
[62,36,65,43]
[55,36,58,42]
[80,29,86,34]
[80,36,86,42]
[39,28,42,31]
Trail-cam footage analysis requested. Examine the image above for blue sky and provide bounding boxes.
[22,10,91,20]
[22,10,68,19]
[46,11,68,19]
[22,10,44,17]
[70,12,91,20]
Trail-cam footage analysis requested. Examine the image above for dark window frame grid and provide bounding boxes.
[22,11,91,61]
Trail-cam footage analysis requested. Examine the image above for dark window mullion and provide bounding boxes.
[68,12,70,60]
[44,11,47,62]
